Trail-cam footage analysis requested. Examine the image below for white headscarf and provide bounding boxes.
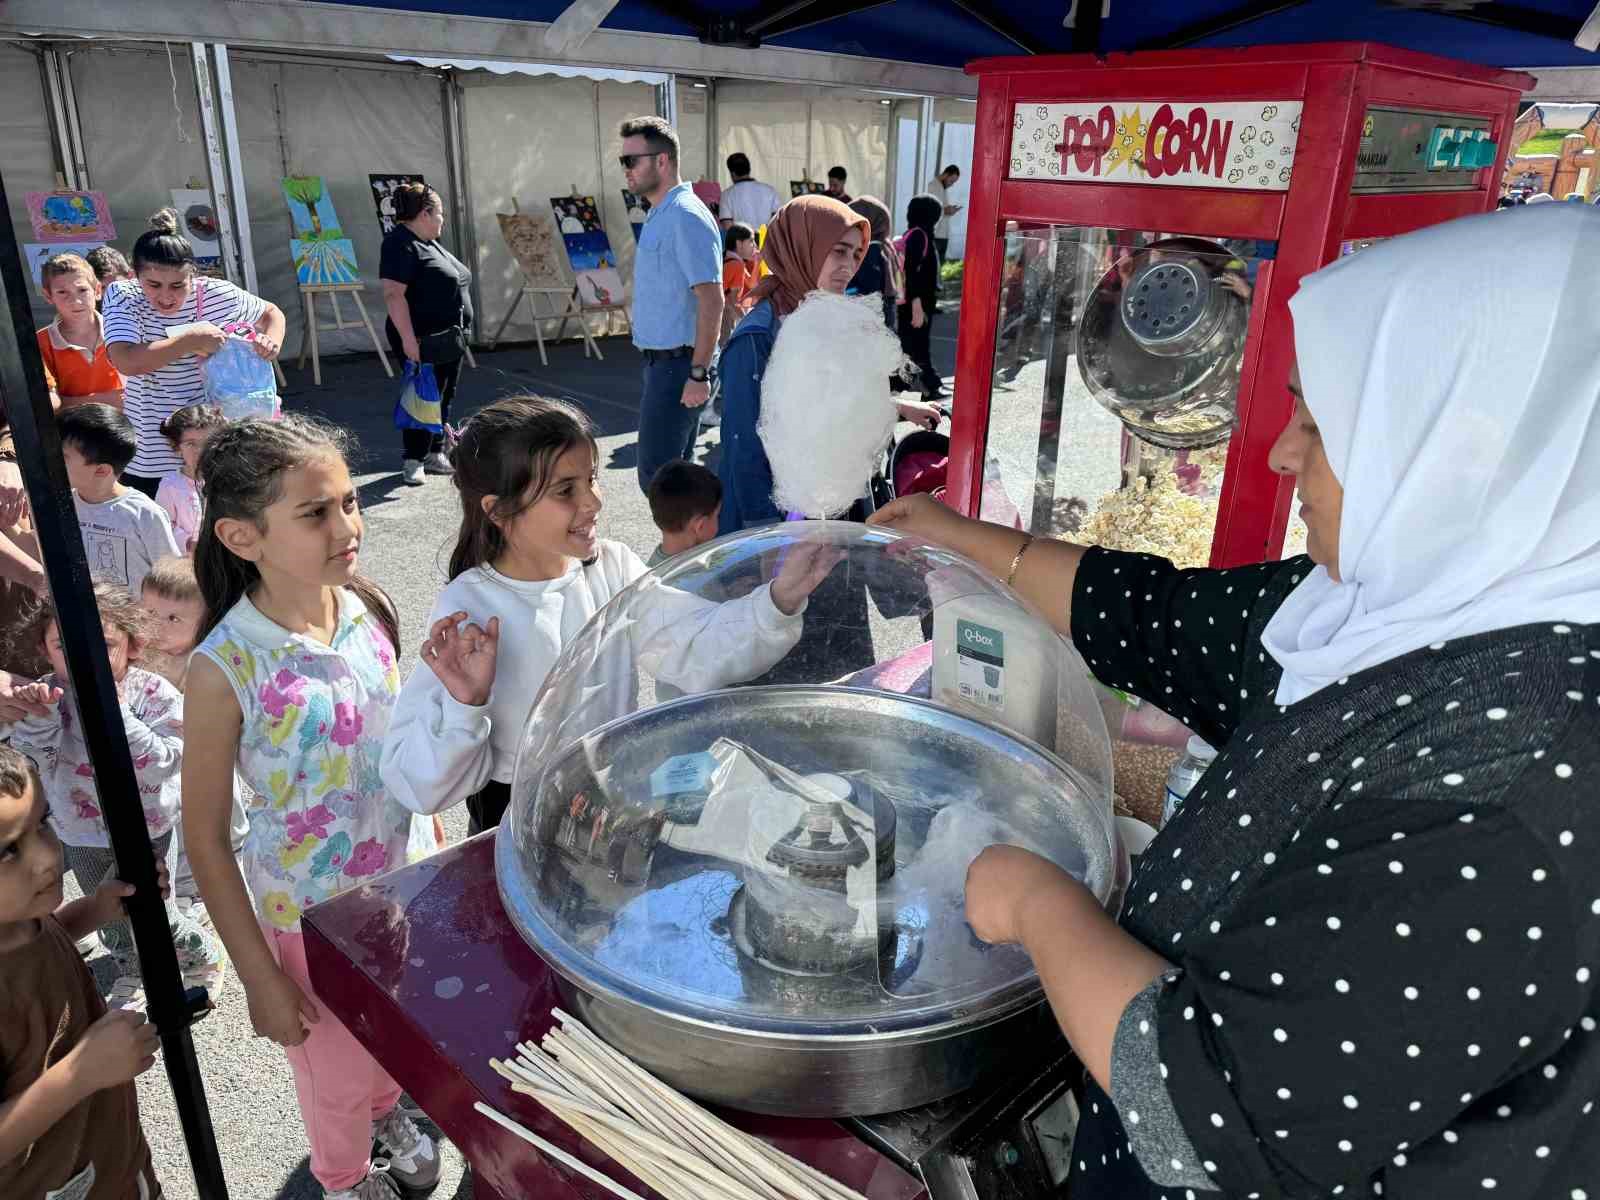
[1263,204,1600,705]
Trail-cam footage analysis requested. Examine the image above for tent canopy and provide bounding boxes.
[325,0,1600,69]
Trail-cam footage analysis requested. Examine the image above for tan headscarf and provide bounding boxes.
[849,196,892,244]
[748,195,870,318]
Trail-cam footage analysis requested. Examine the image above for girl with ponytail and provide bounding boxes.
[182,415,440,1200]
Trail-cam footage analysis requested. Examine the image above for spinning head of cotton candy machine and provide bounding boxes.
[732,775,899,980]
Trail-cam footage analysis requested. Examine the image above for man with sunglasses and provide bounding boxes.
[620,116,724,494]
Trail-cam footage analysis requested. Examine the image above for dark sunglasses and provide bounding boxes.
[619,151,662,169]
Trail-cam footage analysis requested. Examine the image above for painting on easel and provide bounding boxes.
[282,175,360,285]
[172,188,225,278]
[550,196,624,309]
[291,239,360,285]
[22,242,107,287]
[496,211,566,289]
[622,190,650,242]
[26,191,116,243]
[370,174,426,235]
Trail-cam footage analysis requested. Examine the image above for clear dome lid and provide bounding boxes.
[497,522,1115,1036]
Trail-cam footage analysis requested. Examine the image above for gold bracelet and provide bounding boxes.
[1005,534,1035,588]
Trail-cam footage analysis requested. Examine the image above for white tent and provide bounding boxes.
[1,6,978,357]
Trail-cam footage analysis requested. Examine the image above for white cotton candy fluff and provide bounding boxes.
[757,290,903,518]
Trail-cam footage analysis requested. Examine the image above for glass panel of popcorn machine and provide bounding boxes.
[982,227,1268,826]
[981,226,1267,572]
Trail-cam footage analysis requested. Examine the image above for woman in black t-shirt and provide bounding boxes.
[380,184,473,486]
[898,194,944,399]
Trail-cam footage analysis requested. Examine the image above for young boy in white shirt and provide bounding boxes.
[59,405,181,597]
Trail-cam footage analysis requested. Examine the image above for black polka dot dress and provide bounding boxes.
[1065,547,1600,1200]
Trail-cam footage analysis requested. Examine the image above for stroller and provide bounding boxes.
[873,408,1026,532]
[868,409,950,513]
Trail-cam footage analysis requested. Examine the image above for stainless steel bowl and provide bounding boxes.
[1076,238,1249,450]
[496,686,1115,1116]
[1121,257,1230,357]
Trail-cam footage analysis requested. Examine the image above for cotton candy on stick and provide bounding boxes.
[758,291,902,518]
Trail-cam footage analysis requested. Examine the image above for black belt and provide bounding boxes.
[641,345,694,362]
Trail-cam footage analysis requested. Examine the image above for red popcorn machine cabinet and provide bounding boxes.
[947,43,1530,573]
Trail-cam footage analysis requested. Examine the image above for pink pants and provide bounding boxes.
[266,927,403,1191]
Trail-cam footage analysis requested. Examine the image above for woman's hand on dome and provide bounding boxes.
[868,493,966,546]
[420,610,500,707]
[965,844,1081,946]
[771,540,842,615]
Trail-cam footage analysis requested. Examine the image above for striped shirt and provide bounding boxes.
[103,278,267,478]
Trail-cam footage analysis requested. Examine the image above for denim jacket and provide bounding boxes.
[716,299,783,535]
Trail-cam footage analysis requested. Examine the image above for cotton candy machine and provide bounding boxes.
[495,522,1118,1118]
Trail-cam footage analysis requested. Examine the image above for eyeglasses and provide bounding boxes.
[619,152,661,169]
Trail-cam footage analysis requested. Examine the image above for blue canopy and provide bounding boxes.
[324,0,1599,71]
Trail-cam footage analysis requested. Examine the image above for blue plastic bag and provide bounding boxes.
[201,331,280,421]
[394,360,443,434]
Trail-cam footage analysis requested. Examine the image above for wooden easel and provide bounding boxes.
[487,285,604,363]
[295,282,393,387]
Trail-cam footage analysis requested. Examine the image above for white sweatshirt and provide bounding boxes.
[379,540,804,816]
[3,668,184,849]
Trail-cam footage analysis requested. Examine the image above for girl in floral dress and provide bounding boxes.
[181,416,439,1200]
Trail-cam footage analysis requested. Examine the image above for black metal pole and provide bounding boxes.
[0,170,229,1197]
[1073,0,1104,52]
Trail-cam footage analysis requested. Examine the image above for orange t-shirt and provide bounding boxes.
[722,255,756,306]
[36,316,123,405]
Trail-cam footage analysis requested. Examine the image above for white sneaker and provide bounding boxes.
[422,451,453,476]
[323,1165,401,1200]
[176,894,213,929]
[75,933,99,958]
[401,459,425,486]
[698,405,721,428]
[372,1109,441,1196]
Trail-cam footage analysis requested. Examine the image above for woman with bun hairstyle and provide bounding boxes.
[379,183,473,487]
[104,209,284,498]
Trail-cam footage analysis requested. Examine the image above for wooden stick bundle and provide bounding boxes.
[479,1009,870,1200]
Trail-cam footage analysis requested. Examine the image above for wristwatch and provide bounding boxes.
[688,364,709,383]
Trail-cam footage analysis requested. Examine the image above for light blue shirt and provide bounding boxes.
[631,183,721,350]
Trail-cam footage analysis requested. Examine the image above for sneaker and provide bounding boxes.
[107,974,147,1015]
[698,405,721,428]
[422,452,453,476]
[176,894,213,930]
[323,1164,401,1200]
[75,933,99,958]
[180,952,228,1003]
[372,1109,441,1196]
[401,459,425,486]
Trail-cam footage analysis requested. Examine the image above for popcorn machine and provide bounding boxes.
[947,43,1531,569]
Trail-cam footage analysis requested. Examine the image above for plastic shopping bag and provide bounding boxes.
[201,329,281,421]
[394,360,444,435]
